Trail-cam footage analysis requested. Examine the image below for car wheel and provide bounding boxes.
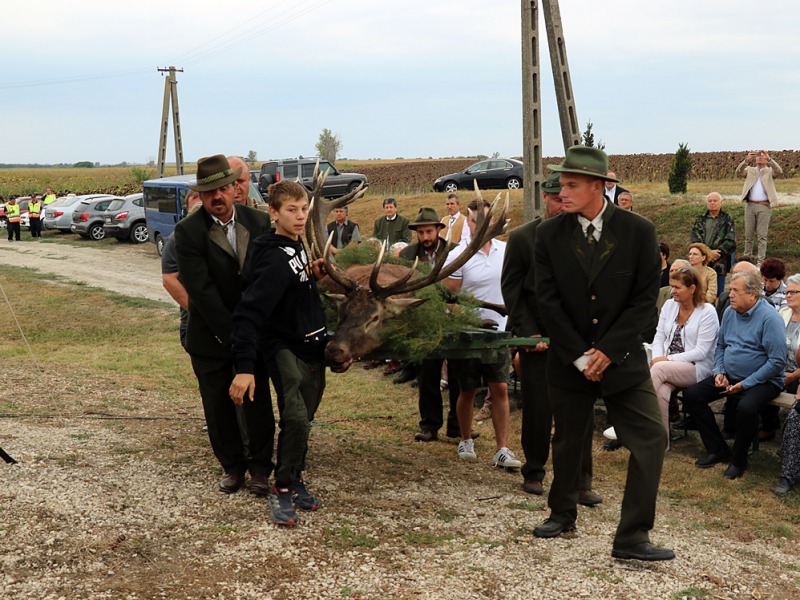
[444,181,459,193]
[155,233,164,256]
[0,217,7,230]
[89,223,106,241]
[507,177,522,190]
[347,182,361,194]
[130,222,149,244]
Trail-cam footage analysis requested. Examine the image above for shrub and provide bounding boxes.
[668,142,692,194]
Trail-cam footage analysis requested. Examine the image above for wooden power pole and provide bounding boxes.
[521,0,581,222]
[156,66,185,178]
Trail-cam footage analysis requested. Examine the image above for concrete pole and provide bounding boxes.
[542,0,581,151]
[520,0,542,222]
[168,68,185,175]
[156,66,185,178]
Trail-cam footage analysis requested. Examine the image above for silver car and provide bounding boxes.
[43,194,115,232]
[103,193,148,243]
[71,196,119,240]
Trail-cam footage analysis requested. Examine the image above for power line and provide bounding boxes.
[0,0,334,91]
[0,67,152,91]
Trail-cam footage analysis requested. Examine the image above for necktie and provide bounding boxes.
[586,224,597,250]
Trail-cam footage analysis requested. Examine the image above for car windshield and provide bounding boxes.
[107,200,126,211]
[61,196,84,207]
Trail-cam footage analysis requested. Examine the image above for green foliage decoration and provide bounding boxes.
[322,242,482,362]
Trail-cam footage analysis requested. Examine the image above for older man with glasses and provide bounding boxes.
[683,270,785,480]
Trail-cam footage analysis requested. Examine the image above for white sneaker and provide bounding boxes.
[493,447,522,469]
[457,439,477,461]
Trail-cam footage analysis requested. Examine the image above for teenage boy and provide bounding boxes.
[230,180,329,527]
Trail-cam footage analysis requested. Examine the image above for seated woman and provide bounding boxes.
[687,242,718,303]
[779,274,800,394]
[650,266,719,437]
[775,344,800,496]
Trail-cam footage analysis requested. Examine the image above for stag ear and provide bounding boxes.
[384,297,427,318]
[323,293,346,307]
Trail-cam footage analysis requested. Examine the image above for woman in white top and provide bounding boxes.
[650,266,720,436]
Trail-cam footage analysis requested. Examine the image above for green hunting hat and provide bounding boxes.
[409,207,445,230]
[547,145,619,182]
[541,172,562,194]
[189,154,242,192]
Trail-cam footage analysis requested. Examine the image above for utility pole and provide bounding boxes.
[156,66,185,178]
[520,0,580,222]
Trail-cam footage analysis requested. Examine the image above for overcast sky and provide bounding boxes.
[1,0,797,164]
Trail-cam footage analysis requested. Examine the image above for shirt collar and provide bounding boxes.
[211,209,235,228]
[577,199,609,238]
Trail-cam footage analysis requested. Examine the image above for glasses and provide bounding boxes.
[786,291,800,296]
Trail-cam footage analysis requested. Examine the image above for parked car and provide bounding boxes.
[433,158,524,193]
[43,194,114,232]
[258,158,368,199]
[143,175,264,256]
[103,193,147,243]
[70,196,119,240]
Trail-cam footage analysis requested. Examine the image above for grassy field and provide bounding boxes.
[3,184,800,599]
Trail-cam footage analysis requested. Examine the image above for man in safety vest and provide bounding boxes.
[43,187,57,205]
[28,196,43,238]
[6,197,21,241]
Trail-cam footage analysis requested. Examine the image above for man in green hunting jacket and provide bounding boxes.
[691,192,736,297]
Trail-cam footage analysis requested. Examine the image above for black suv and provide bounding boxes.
[258,158,368,199]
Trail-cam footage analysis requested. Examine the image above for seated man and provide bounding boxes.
[373,197,411,246]
[326,206,361,253]
[683,270,785,479]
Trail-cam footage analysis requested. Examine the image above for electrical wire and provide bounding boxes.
[0,0,334,91]
[0,280,42,371]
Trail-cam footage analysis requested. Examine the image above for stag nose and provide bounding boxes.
[325,341,351,364]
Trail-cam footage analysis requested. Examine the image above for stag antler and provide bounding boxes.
[369,185,510,299]
[305,160,367,291]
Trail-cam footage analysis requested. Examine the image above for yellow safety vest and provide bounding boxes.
[7,203,21,223]
[28,201,42,218]
[43,194,57,205]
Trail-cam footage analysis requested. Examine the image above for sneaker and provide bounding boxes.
[492,447,522,469]
[457,439,477,461]
[774,476,792,496]
[474,402,492,422]
[269,486,298,526]
[292,478,320,511]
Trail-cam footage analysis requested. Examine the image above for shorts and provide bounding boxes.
[449,351,511,390]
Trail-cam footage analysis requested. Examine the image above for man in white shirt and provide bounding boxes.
[736,150,782,264]
[603,172,628,205]
[443,199,521,470]
[440,193,470,245]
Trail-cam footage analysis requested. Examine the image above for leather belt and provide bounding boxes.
[748,200,770,205]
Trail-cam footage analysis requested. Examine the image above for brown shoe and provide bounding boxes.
[249,473,271,496]
[523,480,544,495]
[758,430,776,442]
[219,473,245,494]
[578,490,603,506]
[414,430,438,442]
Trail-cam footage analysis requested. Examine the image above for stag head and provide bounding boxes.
[307,170,509,370]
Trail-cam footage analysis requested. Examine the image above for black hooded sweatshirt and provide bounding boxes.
[231,230,327,373]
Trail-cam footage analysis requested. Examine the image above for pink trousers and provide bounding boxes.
[649,360,699,434]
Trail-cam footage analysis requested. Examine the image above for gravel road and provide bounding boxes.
[0,239,170,303]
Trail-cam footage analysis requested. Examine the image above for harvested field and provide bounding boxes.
[3,151,799,198]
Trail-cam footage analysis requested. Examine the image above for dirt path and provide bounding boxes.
[0,239,170,303]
